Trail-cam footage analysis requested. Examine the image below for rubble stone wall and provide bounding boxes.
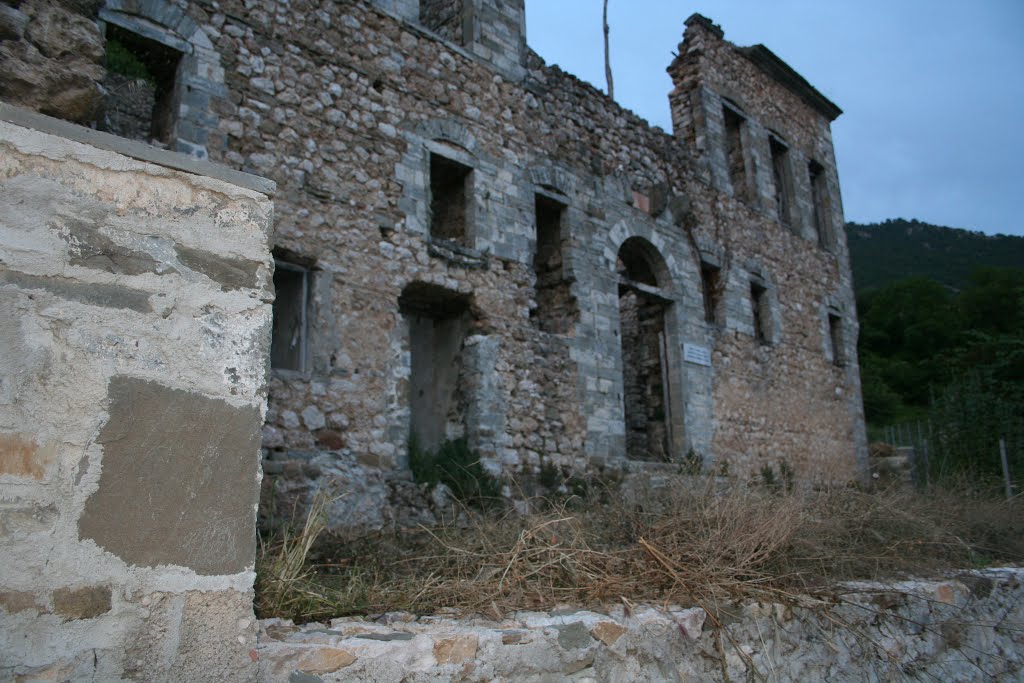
[0,106,274,682]
[3,0,868,528]
[256,569,1024,682]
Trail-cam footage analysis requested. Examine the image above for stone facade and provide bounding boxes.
[2,1,868,529]
[0,105,274,681]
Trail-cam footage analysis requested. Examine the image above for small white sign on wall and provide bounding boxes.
[683,343,712,367]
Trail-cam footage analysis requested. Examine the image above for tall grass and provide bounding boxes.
[256,479,1023,623]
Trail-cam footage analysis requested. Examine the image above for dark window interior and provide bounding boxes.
[723,106,747,198]
[750,281,769,344]
[809,160,832,248]
[700,262,721,324]
[532,195,576,333]
[770,137,792,226]
[828,313,845,366]
[101,23,183,145]
[271,262,309,371]
[429,154,473,244]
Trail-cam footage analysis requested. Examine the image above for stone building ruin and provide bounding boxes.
[1,0,867,526]
[0,0,879,678]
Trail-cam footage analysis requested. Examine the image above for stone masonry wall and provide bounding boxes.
[189,0,863,518]
[0,105,274,682]
[668,16,868,480]
[3,0,868,529]
[256,568,1024,682]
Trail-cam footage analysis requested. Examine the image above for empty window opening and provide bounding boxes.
[750,281,770,344]
[271,261,311,371]
[618,238,672,461]
[429,154,473,245]
[809,160,832,248]
[722,106,748,198]
[769,137,793,226]
[400,283,474,453]
[101,23,183,145]
[700,261,722,324]
[532,195,576,334]
[828,313,845,366]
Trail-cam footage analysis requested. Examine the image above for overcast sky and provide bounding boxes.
[524,1,1024,238]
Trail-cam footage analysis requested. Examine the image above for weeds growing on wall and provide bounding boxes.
[254,478,1023,623]
[408,436,501,508]
[105,38,157,84]
[255,489,332,619]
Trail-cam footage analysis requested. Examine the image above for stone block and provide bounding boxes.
[0,591,47,614]
[433,634,478,664]
[0,434,57,480]
[51,585,111,621]
[79,376,261,575]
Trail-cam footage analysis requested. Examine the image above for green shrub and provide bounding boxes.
[409,436,500,508]
[105,38,156,84]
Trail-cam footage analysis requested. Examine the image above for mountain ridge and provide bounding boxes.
[845,219,1024,292]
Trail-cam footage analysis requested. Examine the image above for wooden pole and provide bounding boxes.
[1000,438,1013,501]
[603,0,614,99]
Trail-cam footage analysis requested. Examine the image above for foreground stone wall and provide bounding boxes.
[0,105,274,682]
[257,568,1024,682]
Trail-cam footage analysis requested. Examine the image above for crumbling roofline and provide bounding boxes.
[738,45,843,121]
[684,13,843,122]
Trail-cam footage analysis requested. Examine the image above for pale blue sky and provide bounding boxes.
[525,1,1024,237]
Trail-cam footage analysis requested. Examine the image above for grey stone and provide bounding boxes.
[61,218,164,276]
[0,269,152,313]
[555,622,593,650]
[0,5,29,41]
[289,673,324,683]
[175,244,262,291]
[301,405,326,431]
[79,376,261,575]
[354,632,415,641]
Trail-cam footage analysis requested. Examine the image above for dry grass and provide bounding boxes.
[255,478,1024,623]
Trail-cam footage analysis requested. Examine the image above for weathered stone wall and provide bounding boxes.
[256,568,1024,682]
[668,16,868,480]
[3,0,868,527]
[186,0,864,517]
[0,105,274,682]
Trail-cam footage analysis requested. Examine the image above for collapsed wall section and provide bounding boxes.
[0,105,274,682]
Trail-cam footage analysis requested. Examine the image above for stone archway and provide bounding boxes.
[616,236,676,461]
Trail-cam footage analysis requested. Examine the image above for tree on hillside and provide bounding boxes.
[858,266,1024,481]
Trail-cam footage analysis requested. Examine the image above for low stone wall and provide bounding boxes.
[257,568,1024,682]
[0,105,274,682]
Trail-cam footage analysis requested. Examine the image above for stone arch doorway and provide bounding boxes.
[616,237,678,461]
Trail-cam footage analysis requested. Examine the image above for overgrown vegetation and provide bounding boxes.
[845,219,1024,292]
[255,479,1023,623]
[408,436,501,508]
[105,37,157,84]
[255,488,333,619]
[855,263,1024,482]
